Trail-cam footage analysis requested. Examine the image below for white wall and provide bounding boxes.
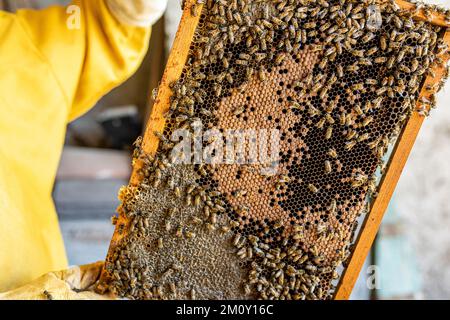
[396,63,450,298]
[389,0,450,299]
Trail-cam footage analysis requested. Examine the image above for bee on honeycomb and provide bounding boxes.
[99,0,450,300]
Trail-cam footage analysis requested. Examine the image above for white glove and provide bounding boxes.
[0,262,113,300]
[106,0,168,27]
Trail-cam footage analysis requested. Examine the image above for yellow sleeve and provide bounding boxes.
[15,0,151,121]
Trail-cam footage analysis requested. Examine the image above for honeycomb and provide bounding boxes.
[99,0,450,300]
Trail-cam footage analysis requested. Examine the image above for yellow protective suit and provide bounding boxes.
[0,0,151,292]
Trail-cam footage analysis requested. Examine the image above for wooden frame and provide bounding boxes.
[103,0,450,299]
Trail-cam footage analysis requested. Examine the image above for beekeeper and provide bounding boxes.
[0,0,167,299]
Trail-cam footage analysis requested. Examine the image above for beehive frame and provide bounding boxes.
[100,0,450,300]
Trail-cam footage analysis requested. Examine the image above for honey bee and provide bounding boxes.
[169,282,177,295]
[352,49,366,58]
[374,56,387,64]
[365,79,378,86]
[185,195,192,206]
[328,148,337,159]
[246,67,254,80]
[359,58,372,66]
[304,21,316,29]
[308,184,319,194]
[372,97,383,108]
[324,160,332,174]
[221,225,231,233]
[185,231,196,239]
[376,87,387,96]
[214,72,227,83]
[352,83,364,91]
[143,217,149,229]
[111,216,118,226]
[230,220,240,228]
[233,106,245,116]
[357,133,370,142]
[117,223,125,235]
[235,59,248,66]
[237,247,247,259]
[400,65,413,75]
[233,234,241,247]
[260,38,267,51]
[338,112,347,126]
[43,290,53,300]
[417,104,429,117]
[308,105,321,117]
[362,116,374,127]
[351,173,368,188]
[157,237,164,249]
[424,7,434,22]
[205,223,216,232]
[416,44,425,58]
[346,64,359,73]
[258,68,267,81]
[366,137,380,150]
[318,57,329,70]
[345,140,356,151]
[275,53,286,65]
[325,46,336,57]
[248,44,258,55]
[151,87,159,101]
[165,219,172,232]
[284,36,296,52]
[346,130,356,140]
[194,195,201,207]
[319,87,329,100]
[214,84,222,97]
[336,65,344,78]
[328,199,337,214]
[175,226,183,238]
[387,56,399,69]
[426,82,439,92]
[325,126,333,140]
[209,212,217,224]
[316,117,326,129]
[225,73,233,84]
[166,208,176,218]
[362,32,375,43]
[437,43,449,56]
[222,57,229,69]
[251,52,265,63]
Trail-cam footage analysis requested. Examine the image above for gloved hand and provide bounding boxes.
[106,0,168,27]
[0,262,113,300]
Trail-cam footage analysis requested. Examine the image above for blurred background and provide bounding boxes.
[3,0,449,299]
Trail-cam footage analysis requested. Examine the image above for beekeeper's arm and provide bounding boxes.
[15,0,166,121]
[0,0,167,300]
